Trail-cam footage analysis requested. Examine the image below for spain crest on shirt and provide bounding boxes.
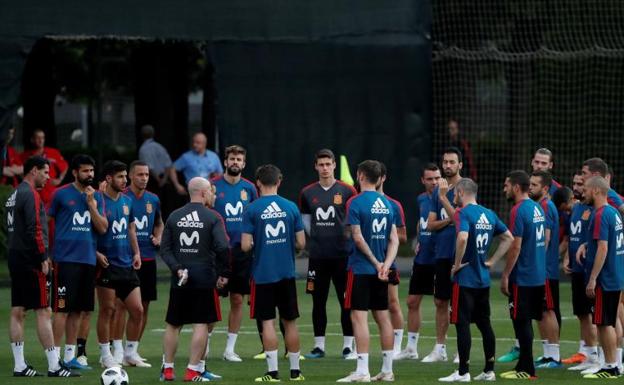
[146,202,153,214]
[333,193,343,205]
[241,189,248,201]
[123,205,129,215]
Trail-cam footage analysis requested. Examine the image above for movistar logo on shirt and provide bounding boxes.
[371,198,390,214]
[536,224,545,242]
[225,201,244,221]
[134,215,149,237]
[475,213,493,230]
[261,202,287,219]
[72,211,92,232]
[179,230,200,252]
[177,211,204,228]
[112,218,128,240]
[533,206,545,223]
[7,211,14,227]
[372,217,387,239]
[570,220,582,235]
[476,233,489,249]
[315,206,336,226]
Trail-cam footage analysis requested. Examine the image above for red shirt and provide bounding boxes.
[21,147,68,206]
[2,146,23,187]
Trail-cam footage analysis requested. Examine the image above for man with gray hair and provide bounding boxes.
[138,124,172,189]
[159,177,230,382]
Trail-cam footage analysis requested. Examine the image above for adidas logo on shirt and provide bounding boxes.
[371,197,390,214]
[261,202,287,219]
[5,191,16,208]
[475,213,493,230]
[615,214,623,231]
[533,206,545,223]
[177,211,204,228]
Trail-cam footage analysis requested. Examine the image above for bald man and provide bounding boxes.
[170,133,223,195]
[160,177,230,381]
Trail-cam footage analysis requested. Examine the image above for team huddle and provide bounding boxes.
[5,145,624,382]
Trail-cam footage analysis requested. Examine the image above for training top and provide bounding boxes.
[125,189,161,260]
[48,183,104,265]
[539,197,560,280]
[414,192,436,265]
[347,191,395,275]
[6,181,48,270]
[160,202,230,289]
[242,195,304,284]
[97,193,135,268]
[566,203,592,274]
[430,185,457,260]
[508,198,547,286]
[586,205,624,291]
[299,181,357,259]
[385,194,405,269]
[454,203,508,288]
[212,176,258,247]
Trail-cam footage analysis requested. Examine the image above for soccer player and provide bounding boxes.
[423,147,463,362]
[95,161,143,368]
[48,154,108,370]
[395,164,440,361]
[499,170,546,380]
[528,170,562,368]
[337,160,399,382]
[577,176,624,379]
[211,145,259,361]
[581,158,624,215]
[438,178,513,382]
[110,160,163,367]
[531,148,561,197]
[299,149,357,359]
[561,171,599,370]
[7,156,77,377]
[377,162,408,356]
[241,164,306,382]
[159,177,230,382]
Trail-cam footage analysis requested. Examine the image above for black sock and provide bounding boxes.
[77,338,87,357]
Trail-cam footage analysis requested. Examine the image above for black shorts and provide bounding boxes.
[166,287,222,326]
[224,246,252,296]
[345,272,389,311]
[450,283,491,325]
[137,259,157,302]
[544,279,560,313]
[509,284,544,321]
[593,287,621,327]
[409,263,435,295]
[388,268,400,286]
[52,262,96,312]
[227,276,251,296]
[434,259,452,300]
[10,267,49,310]
[250,278,299,321]
[306,257,348,294]
[96,265,140,301]
[571,272,592,316]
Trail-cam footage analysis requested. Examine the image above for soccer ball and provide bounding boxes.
[100,367,129,385]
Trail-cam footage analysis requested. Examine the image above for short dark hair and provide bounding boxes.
[507,170,530,193]
[129,160,148,173]
[531,170,553,189]
[225,145,247,159]
[422,163,440,176]
[24,156,49,174]
[315,149,335,162]
[357,160,382,184]
[552,186,573,210]
[103,160,127,177]
[71,154,95,171]
[255,164,282,186]
[583,157,608,177]
[574,169,583,177]
[442,146,463,163]
[534,148,553,162]
[379,162,387,178]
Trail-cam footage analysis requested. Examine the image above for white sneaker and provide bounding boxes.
[371,372,394,382]
[393,348,418,361]
[223,351,243,362]
[76,355,89,367]
[344,351,358,360]
[439,371,471,382]
[569,361,598,371]
[580,364,602,375]
[123,354,152,368]
[453,353,460,364]
[473,371,496,381]
[337,372,371,382]
[100,356,121,368]
[422,349,448,363]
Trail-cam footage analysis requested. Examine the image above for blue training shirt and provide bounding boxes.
[508,199,547,286]
[212,176,258,247]
[414,192,435,265]
[586,205,624,291]
[430,186,457,260]
[97,193,135,268]
[539,198,560,280]
[48,184,104,266]
[241,195,303,284]
[454,204,508,288]
[386,194,405,270]
[567,203,592,274]
[126,189,160,260]
[347,191,395,275]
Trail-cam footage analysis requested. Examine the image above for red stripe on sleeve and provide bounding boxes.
[29,184,46,254]
[213,289,222,321]
[593,207,605,240]
[508,202,521,233]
